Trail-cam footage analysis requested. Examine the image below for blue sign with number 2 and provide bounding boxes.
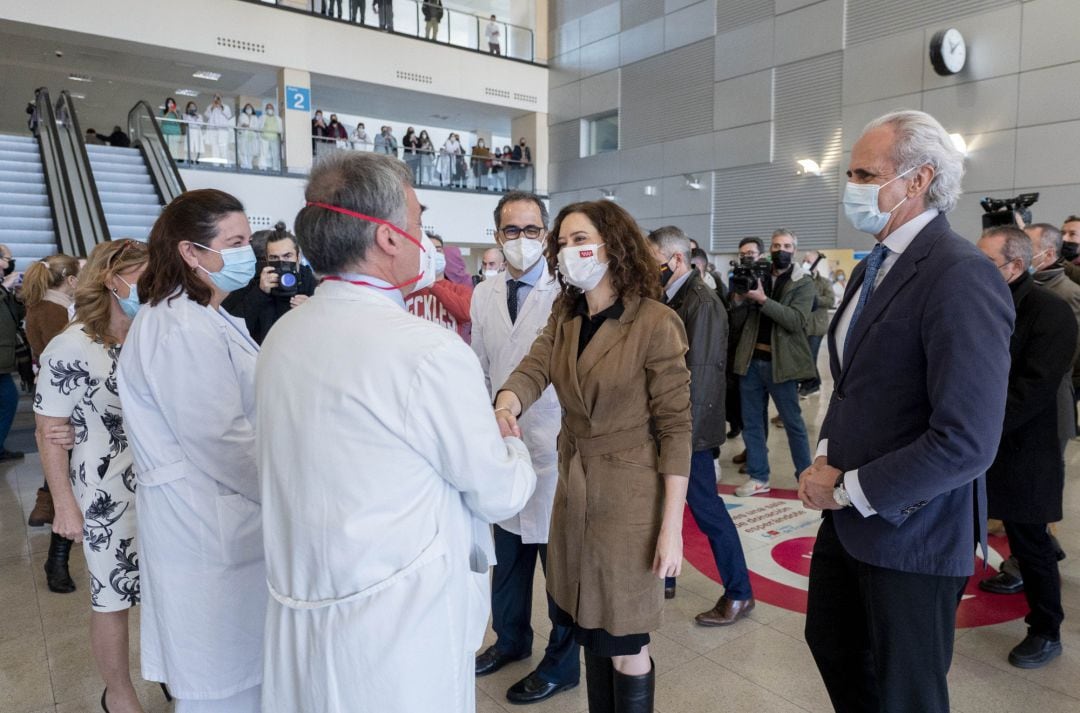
[286,86,311,112]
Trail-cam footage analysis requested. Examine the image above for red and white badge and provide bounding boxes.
[681,486,1028,628]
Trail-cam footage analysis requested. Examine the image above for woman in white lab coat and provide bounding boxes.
[117,188,265,713]
[236,103,260,170]
[259,103,281,171]
[202,96,234,163]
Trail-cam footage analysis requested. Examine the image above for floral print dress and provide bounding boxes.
[35,324,138,612]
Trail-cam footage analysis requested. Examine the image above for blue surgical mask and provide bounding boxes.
[112,277,141,318]
[434,251,446,274]
[842,165,917,235]
[193,243,257,292]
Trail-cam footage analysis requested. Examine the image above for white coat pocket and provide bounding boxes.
[215,493,263,567]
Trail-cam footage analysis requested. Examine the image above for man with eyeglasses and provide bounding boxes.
[470,192,580,704]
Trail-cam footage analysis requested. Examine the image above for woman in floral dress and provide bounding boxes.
[35,239,149,713]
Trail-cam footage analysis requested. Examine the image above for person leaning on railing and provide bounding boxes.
[260,103,281,171]
[161,97,184,161]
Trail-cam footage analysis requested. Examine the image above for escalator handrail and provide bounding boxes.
[56,90,110,249]
[33,86,80,256]
[127,99,185,202]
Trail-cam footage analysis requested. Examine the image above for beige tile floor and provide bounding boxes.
[2,363,1079,712]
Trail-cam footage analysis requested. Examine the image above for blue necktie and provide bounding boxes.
[845,243,890,353]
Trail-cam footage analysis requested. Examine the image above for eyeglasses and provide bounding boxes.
[500,225,544,240]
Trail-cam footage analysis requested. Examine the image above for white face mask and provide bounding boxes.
[558,243,607,291]
[483,269,500,279]
[842,165,917,235]
[413,233,438,293]
[502,237,544,271]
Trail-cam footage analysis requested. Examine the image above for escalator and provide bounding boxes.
[0,132,57,263]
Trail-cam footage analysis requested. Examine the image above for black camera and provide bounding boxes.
[270,260,301,297]
[729,256,772,295]
[981,193,1039,229]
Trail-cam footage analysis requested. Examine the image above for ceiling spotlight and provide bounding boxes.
[69,92,86,100]
[644,185,657,196]
[949,133,968,156]
[193,71,222,81]
[796,159,821,176]
[600,188,617,201]
[67,73,93,83]
[684,174,703,190]
[175,89,199,97]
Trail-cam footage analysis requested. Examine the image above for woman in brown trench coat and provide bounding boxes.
[495,201,692,712]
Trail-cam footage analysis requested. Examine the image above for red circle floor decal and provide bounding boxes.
[681,485,1028,628]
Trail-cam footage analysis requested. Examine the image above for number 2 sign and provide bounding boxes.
[285,86,311,112]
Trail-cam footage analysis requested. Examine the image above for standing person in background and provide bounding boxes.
[490,149,505,192]
[118,189,266,713]
[349,0,365,24]
[442,133,464,188]
[402,127,421,179]
[797,250,835,398]
[690,249,716,289]
[351,122,370,151]
[511,138,531,190]
[327,114,349,149]
[471,193,581,705]
[374,0,393,31]
[23,254,81,594]
[422,0,442,39]
[236,104,260,170]
[35,239,151,713]
[161,98,184,162]
[260,103,281,171]
[479,246,505,282]
[203,95,233,163]
[471,138,490,190]
[831,269,847,304]
[406,233,473,342]
[182,101,202,163]
[312,110,329,157]
[417,130,435,184]
[0,247,28,464]
[324,0,342,18]
[486,15,501,54]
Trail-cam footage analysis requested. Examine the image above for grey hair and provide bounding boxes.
[863,110,965,213]
[647,226,692,264]
[1028,222,1062,259]
[772,228,798,247]
[494,191,549,230]
[984,225,1033,269]
[294,152,413,274]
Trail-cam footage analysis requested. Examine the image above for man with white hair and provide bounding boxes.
[257,151,537,712]
[798,110,1014,711]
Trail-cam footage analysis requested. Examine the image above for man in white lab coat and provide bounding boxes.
[257,152,537,713]
[470,192,580,704]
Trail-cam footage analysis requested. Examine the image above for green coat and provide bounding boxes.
[806,272,836,337]
[733,265,816,383]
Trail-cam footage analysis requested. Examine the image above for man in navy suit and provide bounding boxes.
[798,110,1015,712]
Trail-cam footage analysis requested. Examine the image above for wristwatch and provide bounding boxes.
[833,472,852,508]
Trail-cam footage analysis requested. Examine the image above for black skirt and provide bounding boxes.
[552,602,650,657]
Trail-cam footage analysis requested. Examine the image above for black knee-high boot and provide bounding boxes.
[613,658,654,713]
[44,532,76,593]
[584,651,615,713]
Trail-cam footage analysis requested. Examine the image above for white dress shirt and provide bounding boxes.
[818,208,939,516]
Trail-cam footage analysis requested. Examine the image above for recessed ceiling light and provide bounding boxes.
[192,71,221,81]
[68,73,93,83]
[176,89,199,97]
[69,92,86,100]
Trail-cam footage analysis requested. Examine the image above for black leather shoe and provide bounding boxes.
[979,570,1024,595]
[1008,634,1062,669]
[506,671,577,704]
[664,577,676,599]
[475,645,529,677]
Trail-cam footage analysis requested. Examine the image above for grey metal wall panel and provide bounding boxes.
[1015,121,1080,188]
[711,52,843,251]
[961,129,1016,194]
[921,74,1020,136]
[579,35,622,78]
[621,39,715,149]
[920,4,1021,90]
[664,1,717,52]
[714,122,773,168]
[846,0,1014,46]
[1018,62,1080,128]
[714,69,773,131]
[621,0,665,31]
[715,0,773,32]
[715,18,774,82]
[620,18,666,66]
[843,29,925,106]
[1021,0,1080,70]
[580,3,622,46]
[773,0,843,66]
[549,121,582,163]
[580,69,621,118]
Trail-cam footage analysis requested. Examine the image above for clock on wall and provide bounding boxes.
[930,28,967,76]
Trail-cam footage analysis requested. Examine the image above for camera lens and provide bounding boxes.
[280,272,298,288]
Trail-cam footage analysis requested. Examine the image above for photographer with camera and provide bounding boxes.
[223,222,316,344]
[730,229,816,497]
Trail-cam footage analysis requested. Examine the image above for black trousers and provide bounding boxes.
[805,515,967,713]
[1004,521,1064,639]
[491,525,580,684]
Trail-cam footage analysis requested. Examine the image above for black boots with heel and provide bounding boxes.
[585,652,655,712]
[44,532,76,594]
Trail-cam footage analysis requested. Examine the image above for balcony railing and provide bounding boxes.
[312,136,535,193]
[162,118,283,172]
[246,0,537,63]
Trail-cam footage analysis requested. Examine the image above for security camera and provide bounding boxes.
[54,50,63,58]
